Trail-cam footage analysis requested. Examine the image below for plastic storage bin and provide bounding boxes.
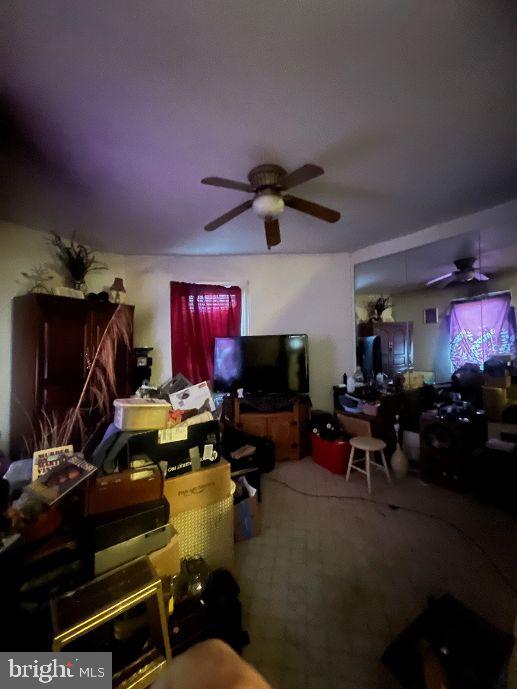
[311,433,351,475]
[113,398,171,431]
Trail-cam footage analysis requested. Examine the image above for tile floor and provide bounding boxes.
[235,457,517,689]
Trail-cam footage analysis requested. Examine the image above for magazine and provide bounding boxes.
[32,445,74,480]
[27,454,97,505]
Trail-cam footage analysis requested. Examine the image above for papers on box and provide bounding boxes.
[169,381,215,414]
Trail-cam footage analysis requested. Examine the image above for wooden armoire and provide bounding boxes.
[10,294,134,458]
[359,321,413,376]
[373,321,413,375]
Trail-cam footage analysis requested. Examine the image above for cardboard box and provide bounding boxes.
[163,460,234,569]
[172,494,234,569]
[163,459,231,517]
[484,373,511,389]
[483,386,508,422]
[148,528,180,579]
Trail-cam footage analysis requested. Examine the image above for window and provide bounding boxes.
[187,291,240,313]
[170,281,242,382]
[449,292,517,370]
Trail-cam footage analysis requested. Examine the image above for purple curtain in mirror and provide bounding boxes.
[449,293,517,370]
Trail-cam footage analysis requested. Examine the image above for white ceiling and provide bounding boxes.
[1,1,517,255]
[355,226,517,294]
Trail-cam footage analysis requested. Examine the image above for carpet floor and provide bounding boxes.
[235,457,517,689]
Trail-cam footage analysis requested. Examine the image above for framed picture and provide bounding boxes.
[424,307,438,324]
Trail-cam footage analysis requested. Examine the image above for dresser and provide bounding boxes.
[233,397,310,461]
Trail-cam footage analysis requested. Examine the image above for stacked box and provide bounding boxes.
[163,459,234,570]
[148,529,181,579]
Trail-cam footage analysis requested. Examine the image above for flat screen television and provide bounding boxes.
[213,334,309,394]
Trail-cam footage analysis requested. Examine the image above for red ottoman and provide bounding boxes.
[311,433,351,475]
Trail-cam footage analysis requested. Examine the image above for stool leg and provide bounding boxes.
[346,447,355,482]
[366,451,372,494]
[380,450,391,483]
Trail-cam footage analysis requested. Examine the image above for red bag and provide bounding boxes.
[311,433,351,475]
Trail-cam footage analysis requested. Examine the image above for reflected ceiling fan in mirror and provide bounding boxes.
[425,257,490,288]
[201,163,341,249]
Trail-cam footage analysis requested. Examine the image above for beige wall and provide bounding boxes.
[124,252,356,412]
[393,270,517,382]
[0,224,356,452]
[0,222,127,454]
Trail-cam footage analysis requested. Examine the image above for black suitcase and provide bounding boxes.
[84,497,170,551]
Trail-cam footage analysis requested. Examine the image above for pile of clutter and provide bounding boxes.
[0,375,247,660]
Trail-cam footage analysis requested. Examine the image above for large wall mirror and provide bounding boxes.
[352,226,517,500]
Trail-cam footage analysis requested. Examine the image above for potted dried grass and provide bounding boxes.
[49,232,106,291]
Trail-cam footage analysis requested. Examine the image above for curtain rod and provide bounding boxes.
[450,290,511,304]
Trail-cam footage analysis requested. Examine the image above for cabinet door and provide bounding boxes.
[89,303,134,398]
[39,299,90,411]
[373,322,413,375]
[238,414,268,438]
[390,324,409,373]
[268,414,298,461]
[89,304,115,352]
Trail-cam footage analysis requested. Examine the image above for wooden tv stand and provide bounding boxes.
[233,397,310,461]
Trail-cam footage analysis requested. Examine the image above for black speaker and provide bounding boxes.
[419,413,487,491]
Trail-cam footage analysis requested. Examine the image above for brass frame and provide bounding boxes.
[50,557,171,689]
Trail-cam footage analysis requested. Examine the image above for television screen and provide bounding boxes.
[214,334,309,394]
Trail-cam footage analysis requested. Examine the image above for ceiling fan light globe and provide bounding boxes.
[252,193,285,219]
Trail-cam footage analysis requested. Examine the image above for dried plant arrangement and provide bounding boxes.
[49,232,106,290]
[369,295,392,322]
[20,265,54,293]
[23,305,132,456]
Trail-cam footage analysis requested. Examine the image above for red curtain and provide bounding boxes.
[170,281,242,383]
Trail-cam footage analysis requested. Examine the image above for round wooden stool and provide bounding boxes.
[346,436,391,494]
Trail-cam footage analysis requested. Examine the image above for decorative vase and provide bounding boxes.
[391,442,409,479]
[72,279,86,292]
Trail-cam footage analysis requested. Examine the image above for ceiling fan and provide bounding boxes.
[425,257,490,287]
[201,163,341,249]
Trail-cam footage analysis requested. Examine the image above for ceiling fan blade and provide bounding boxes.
[425,272,453,286]
[474,271,490,281]
[204,199,253,231]
[284,195,340,223]
[280,164,324,190]
[201,176,254,192]
[265,218,281,249]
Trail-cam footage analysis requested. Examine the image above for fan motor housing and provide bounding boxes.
[248,164,286,190]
